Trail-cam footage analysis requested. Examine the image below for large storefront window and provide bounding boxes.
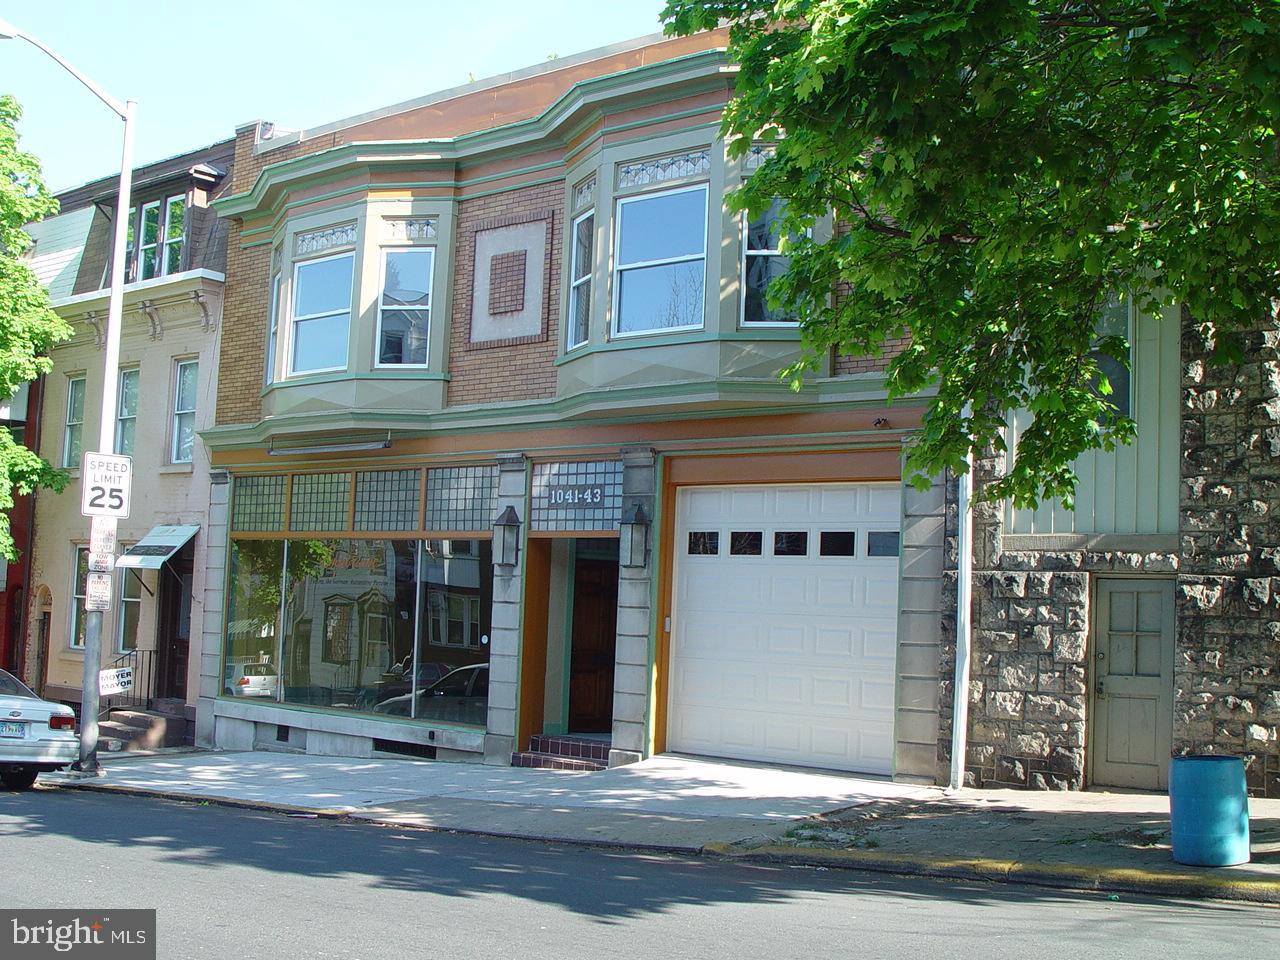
[222,537,491,726]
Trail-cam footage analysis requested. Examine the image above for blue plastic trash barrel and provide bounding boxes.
[1168,755,1250,866]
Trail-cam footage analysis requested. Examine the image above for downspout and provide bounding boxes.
[948,415,975,791]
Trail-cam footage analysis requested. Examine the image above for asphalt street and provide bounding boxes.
[1,786,1275,960]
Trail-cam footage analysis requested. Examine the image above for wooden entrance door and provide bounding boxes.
[568,552,619,733]
[156,547,194,701]
[1090,579,1175,790]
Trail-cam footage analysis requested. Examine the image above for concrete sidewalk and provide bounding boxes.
[51,751,931,849]
[50,751,1280,902]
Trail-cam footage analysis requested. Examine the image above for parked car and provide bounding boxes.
[0,668,77,790]
[226,662,279,698]
[372,663,488,725]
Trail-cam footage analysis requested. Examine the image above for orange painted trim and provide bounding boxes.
[517,539,552,751]
[651,473,677,756]
[210,406,926,470]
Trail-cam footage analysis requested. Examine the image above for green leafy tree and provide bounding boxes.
[662,1,1280,505]
[0,94,72,558]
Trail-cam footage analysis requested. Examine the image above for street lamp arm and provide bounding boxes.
[0,21,128,119]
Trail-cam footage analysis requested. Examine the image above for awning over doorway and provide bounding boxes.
[116,525,200,569]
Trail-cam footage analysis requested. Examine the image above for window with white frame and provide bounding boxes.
[115,368,138,456]
[567,210,593,350]
[613,184,707,335]
[171,360,198,464]
[290,252,354,374]
[69,547,88,650]
[376,248,433,366]
[118,570,142,652]
[63,376,85,468]
[265,272,281,384]
[742,199,797,325]
[127,194,186,282]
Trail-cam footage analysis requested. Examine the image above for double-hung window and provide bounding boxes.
[567,211,594,350]
[265,272,281,384]
[171,360,198,464]
[376,248,433,366]
[133,195,186,282]
[613,184,707,335]
[290,252,354,374]
[70,547,89,650]
[63,376,85,468]
[118,571,142,652]
[742,199,797,325]
[115,368,138,456]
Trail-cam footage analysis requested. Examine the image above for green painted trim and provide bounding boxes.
[555,328,801,366]
[562,113,723,168]
[202,379,931,452]
[261,370,452,395]
[217,50,731,219]
[565,120,722,169]
[240,237,274,249]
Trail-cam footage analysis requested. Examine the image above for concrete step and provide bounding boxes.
[98,736,127,753]
[510,751,605,772]
[98,710,187,751]
[528,734,611,763]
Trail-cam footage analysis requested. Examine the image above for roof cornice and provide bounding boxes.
[214,48,731,221]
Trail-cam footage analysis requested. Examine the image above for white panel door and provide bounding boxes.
[668,483,901,774]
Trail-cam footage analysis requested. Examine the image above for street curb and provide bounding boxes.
[701,843,1280,905]
[51,780,354,820]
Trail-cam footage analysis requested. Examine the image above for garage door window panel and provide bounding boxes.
[772,531,808,557]
[819,531,857,557]
[687,531,719,555]
[729,531,763,556]
[867,531,901,557]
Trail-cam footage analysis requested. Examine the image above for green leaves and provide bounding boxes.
[664,0,1280,507]
[0,95,72,560]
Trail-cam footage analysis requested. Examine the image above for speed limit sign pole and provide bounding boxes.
[69,104,136,778]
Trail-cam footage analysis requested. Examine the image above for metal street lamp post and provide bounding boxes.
[0,19,135,775]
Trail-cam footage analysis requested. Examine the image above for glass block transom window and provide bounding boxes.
[354,469,421,531]
[290,473,351,531]
[232,475,287,532]
[531,460,623,532]
[425,466,499,532]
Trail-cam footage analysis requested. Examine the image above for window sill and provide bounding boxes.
[159,463,194,475]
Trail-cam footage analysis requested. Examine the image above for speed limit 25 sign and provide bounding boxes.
[81,452,133,519]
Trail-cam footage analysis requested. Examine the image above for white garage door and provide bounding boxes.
[668,483,901,774]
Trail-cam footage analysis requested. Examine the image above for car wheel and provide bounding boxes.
[0,769,39,791]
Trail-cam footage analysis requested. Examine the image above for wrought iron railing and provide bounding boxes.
[98,648,154,717]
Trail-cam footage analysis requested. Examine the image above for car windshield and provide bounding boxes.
[0,669,37,699]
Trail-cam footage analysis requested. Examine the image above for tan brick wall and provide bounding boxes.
[834,334,911,375]
[215,217,271,426]
[447,181,564,407]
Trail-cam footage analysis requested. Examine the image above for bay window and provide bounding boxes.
[613,184,707,335]
[290,252,354,374]
[376,248,433,366]
[265,272,280,384]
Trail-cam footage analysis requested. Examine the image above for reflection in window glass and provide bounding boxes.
[867,531,901,557]
[118,570,142,651]
[69,547,89,649]
[223,541,284,699]
[378,248,432,366]
[115,369,138,456]
[773,531,808,556]
[171,360,198,464]
[743,199,796,325]
[567,211,593,349]
[688,531,719,555]
[1092,295,1132,418]
[819,531,857,557]
[614,186,706,334]
[411,540,491,724]
[63,377,85,468]
[223,538,492,726]
[729,531,763,556]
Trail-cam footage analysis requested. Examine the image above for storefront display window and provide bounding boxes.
[222,536,491,726]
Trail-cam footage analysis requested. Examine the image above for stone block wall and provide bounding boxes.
[1178,311,1280,796]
